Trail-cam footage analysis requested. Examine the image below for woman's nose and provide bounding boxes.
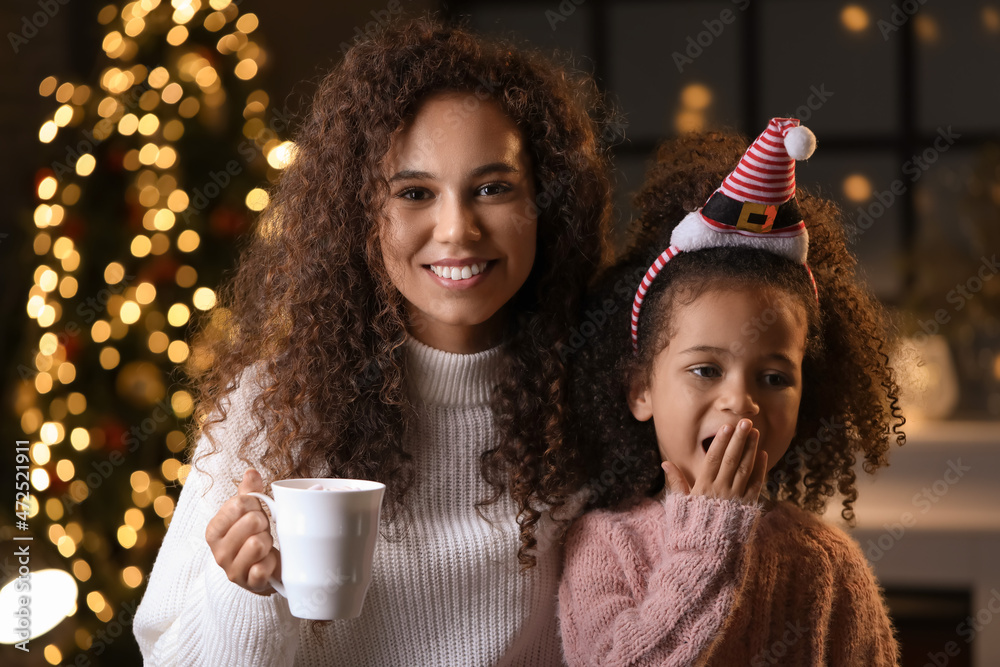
[433,194,482,243]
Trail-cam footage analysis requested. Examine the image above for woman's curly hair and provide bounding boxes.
[188,16,615,569]
[568,129,905,523]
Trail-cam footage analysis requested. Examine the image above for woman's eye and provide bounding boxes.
[691,366,720,379]
[477,182,510,196]
[398,188,431,201]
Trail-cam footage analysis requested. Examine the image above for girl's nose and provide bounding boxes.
[433,194,482,244]
[719,377,760,417]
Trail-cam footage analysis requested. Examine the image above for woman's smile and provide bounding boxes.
[424,258,497,286]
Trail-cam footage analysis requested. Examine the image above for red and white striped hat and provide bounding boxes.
[630,118,818,352]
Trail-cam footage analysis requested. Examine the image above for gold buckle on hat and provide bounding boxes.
[735,202,778,233]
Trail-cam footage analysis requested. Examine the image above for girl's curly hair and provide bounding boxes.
[188,15,614,569]
[568,129,905,523]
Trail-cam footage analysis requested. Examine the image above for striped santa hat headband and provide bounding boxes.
[630,117,819,352]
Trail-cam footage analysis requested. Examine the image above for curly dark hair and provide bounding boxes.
[188,15,615,569]
[567,129,905,523]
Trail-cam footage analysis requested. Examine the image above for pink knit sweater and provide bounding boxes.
[558,492,900,666]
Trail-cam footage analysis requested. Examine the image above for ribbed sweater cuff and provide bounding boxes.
[661,492,761,552]
[203,559,299,664]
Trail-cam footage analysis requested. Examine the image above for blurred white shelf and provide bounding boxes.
[894,419,1000,448]
[824,420,1000,532]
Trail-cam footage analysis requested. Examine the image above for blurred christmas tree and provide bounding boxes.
[6,0,290,663]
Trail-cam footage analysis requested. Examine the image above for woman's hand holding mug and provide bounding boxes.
[206,469,283,596]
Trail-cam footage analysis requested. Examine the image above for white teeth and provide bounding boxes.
[429,262,488,281]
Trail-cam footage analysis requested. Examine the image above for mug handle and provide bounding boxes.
[246,491,287,598]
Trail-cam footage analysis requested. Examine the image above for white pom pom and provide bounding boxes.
[784,126,816,160]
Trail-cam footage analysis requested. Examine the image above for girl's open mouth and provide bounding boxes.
[701,437,713,453]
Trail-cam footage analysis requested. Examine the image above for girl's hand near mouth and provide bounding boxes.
[661,418,768,504]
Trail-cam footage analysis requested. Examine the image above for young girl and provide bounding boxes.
[559,120,906,666]
[133,16,614,666]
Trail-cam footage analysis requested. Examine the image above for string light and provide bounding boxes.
[39,75,57,96]
[76,154,96,176]
[234,59,257,80]
[235,13,258,33]
[192,287,216,310]
[985,6,1000,32]
[841,5,870,32]
[675,83,712,134]
[843,174,874,202]
[44,644,62,664]
[245,187,268,211]
[266,141,296,169]
[153,494,175,517]
[32,442,51,463]
[39,121,58,143]
[122,566,144,588]
[177,229,200,252]
[167,340,190,362]
[166,25,188,45]
[31,468,51,491]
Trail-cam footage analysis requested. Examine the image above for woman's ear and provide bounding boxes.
[627,378,653,422]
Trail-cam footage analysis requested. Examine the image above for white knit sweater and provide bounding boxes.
[133,338,565,666]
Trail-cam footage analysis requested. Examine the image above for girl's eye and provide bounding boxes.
[690,366,721,379]
[763,373,790,387]
[477,182,510,197]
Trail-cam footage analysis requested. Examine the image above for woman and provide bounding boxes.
[134,15,615,666]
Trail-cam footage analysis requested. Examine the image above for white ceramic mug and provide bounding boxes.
[248,478,385,620]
